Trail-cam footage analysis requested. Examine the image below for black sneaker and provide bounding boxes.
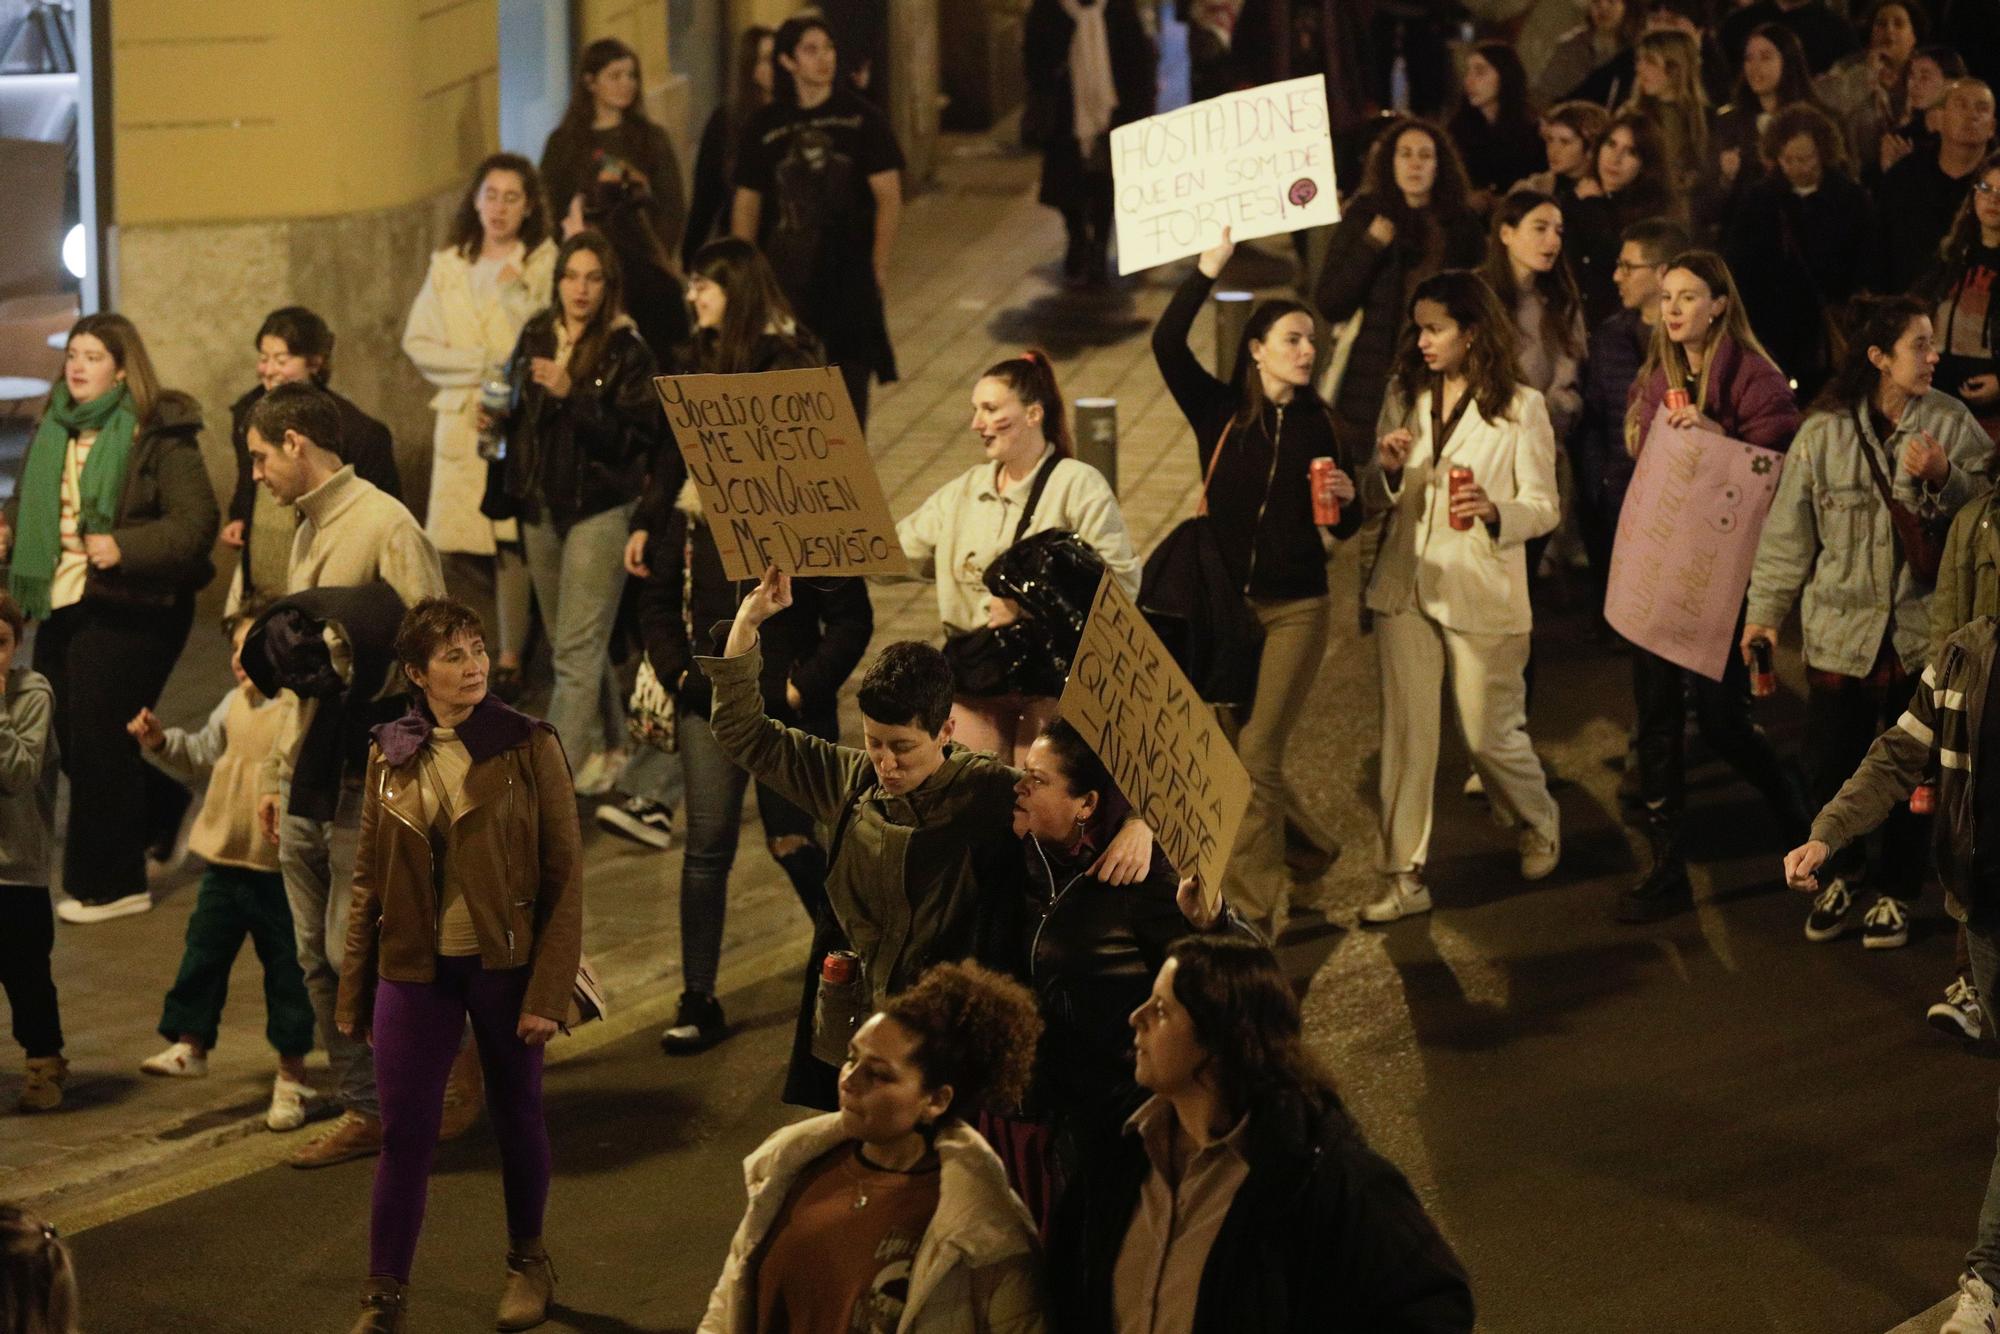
[1861,895,1910,950]
[660,991,726,1055]
[595,797,673,850]
[1803,879,1853,943]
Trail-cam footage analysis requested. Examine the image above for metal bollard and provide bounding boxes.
[1073,397,1118,494]
[1213,289,1254,383]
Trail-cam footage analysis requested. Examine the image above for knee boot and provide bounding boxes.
[347,1277,406,1334]
[1615,810,1692,924]
[497,1238,556,1331]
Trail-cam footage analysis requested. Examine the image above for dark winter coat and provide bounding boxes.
[1574,306,1651,522]
[495,315,659,531]
[1725,171,1881,400]
[1024,0,1156,212]
[1156,268,1362,602]
[1049,1095,1476,1334]
[1447,106,1545,199]
[5,389,218,609]
[1316,194,1486,432]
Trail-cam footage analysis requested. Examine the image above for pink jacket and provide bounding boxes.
[1629,334,1802,453]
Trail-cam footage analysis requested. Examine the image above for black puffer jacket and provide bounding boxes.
[4,389,220,609]
[1050,1094,1475,1334]
[497,314,659,531]
[1154,269,1363,600]
[1316,195,1486,434]
[637,482,872,723]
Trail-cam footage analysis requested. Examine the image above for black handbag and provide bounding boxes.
[942,457,1064,696]
[944,529,1108,698]
[1138,420,1265,707]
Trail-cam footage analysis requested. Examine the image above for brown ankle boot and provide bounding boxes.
[496,1239,555,1330]
[347,1277,406,1333]
[18,1056,67,1112]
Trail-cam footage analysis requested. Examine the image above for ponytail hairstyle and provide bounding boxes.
[981,349,1073,458]
[1811,292,1932,414]
[1389,269,1522,426]
[1481,189,1585,362]
[1625,250,1774,450]
[1229,299,1318,432]
[0,1205,80,1334]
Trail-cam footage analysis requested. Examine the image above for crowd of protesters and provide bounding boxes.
[18,0,2000,1331]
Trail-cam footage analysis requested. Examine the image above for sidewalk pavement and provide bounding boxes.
[1,129,1293,1215]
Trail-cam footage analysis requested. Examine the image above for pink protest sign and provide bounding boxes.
[1604,408,1786,681]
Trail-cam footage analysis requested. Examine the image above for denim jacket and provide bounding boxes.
[1746,390,1992,677]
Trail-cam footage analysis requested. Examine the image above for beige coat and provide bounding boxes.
[699,1114,1046,1334]
[1361,383,1559,636]
[402,241,555,554]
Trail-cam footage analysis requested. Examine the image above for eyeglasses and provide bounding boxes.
[1975,182,2000,196]
[1612,260,1657,275]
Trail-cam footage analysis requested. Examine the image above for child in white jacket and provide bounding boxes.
[131,606,317,1131]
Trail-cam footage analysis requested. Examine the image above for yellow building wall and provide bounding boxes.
[113,0,499,226]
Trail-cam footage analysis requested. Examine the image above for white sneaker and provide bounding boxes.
[1931,977,1986,1043]
[1360,874,1432,924]
[57,892,152,924]
[595,796,674,850]
[573,750,629,798]
[266,1074,317,1132]
[1520,825,1561,881]
[1941,1271,1998,1333]
[140,1041,207,1078]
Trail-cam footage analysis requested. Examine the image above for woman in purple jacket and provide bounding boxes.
[1615,250,1811,925]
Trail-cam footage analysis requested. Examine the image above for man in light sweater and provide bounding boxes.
[242,383,445,1169]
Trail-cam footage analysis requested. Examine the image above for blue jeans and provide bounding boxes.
[677,708,828,995]
[521,505,631,766]
[279,784,376,1116]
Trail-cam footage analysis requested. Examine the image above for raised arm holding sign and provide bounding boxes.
[653,366,909,580]
[1112,74,1343,274]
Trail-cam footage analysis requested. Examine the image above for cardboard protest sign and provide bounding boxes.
[654,367,908,581]
[1112,74,1342,274]
[1058,571,1251,908]
[1604,407,1786,681]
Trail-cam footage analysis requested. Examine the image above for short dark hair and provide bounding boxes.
[1038,716,1114,804]
[0,592,25,641]
[247,381,341,456]
[255,306,335,386]
[856,641,955,733]
[1621,217,1692,266]
[772,14,835,106]
[393,597,487,690]
[878,961,1043,1121]
[222,593,273,638]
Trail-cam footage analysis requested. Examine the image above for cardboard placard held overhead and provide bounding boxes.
[1058,571,1251,908]
[1112,74,1342,274]
[654,367,910,581]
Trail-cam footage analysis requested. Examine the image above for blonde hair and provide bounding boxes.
[0,1206,80,1334]
[1624,250,1776,453]
[1624,30,1711,186]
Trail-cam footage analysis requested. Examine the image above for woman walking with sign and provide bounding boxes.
[1743,294,1990,949]
[1614,249,1809,925]
[896,350,1140,765]
[1357,270,1562,925]
[1156,226,1358,932]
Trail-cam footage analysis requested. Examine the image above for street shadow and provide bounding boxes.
[987,285,1151,358]
[548,1306,682,1334]
[1387,930,1662,1054]
[55,1071,145,1111]
[429,1084,705,1178]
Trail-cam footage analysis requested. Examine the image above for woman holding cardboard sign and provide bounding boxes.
[1357,270,1562,925]
[1743,294,1990,951]
[1614,249,1808,926]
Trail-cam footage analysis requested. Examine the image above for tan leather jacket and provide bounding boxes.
[336,726,582,1027]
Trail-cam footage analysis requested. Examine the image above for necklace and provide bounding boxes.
[847,1143,936,1210]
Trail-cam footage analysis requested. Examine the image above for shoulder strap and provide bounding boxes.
[1195,418,1236,519]
[1011,453,1060,545]
[1854,406,1900,510]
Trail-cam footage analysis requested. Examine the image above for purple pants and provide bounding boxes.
[368,955,550,1281]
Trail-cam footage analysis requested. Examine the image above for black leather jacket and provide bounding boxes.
[498,314,660,530]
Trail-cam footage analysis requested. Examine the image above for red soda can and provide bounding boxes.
[1448,466,1475,531]
[1911,783,1937,815]
[1310,456,1341,526]
[1749,637,1777,698]
[821,950,859,986]
[1664,387,1691,412]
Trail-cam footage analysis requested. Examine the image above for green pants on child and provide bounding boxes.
[158,865,315,1056]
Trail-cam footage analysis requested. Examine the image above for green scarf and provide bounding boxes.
[10,383,139,619]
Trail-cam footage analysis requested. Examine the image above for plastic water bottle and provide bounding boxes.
[477,370,511,461]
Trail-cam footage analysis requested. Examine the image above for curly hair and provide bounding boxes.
[1356,116,1474,229]
[879,961,1043,1121]
[447,152,550,261]
[1388,269,1522,427]
[1760,102,1851,179]
[1165,935,1344,1125]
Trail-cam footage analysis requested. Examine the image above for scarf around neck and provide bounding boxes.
[11,383,139,619]
[1058,0,1118,146]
